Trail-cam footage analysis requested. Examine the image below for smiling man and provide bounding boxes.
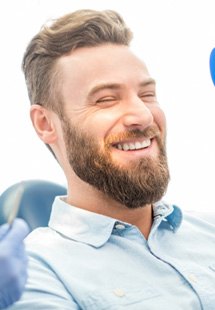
[56,43,169,222]
[9,9,215,310]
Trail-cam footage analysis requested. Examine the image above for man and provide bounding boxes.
[0,219,29,309]
[10,9,215,309]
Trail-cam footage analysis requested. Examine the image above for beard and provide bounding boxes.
[61,117,170,209]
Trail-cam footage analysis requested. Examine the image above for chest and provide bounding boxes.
[52,233,215,310]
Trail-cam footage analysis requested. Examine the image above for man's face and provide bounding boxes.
[57,44,169,208]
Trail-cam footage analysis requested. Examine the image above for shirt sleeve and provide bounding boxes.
[8,253,79,310]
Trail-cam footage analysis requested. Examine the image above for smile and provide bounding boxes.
[113,139,151,151]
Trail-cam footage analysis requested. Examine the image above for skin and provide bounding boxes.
[30,44,167,238]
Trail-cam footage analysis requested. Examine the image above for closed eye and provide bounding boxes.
[96,97,118,107]
[139,92,157,102]
[97,97,116,102]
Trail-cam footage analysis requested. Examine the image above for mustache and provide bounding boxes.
[105,125,161,146]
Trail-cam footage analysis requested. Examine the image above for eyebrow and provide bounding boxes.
[87,78,156,99]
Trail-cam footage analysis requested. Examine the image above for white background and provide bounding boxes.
[0,0,215,212]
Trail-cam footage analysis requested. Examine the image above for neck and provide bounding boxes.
[66,178,153,239]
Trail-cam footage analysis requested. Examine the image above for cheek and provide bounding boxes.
[79,110,120,140]
[152,106,166,135]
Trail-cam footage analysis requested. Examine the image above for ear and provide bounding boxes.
[30,104,58,144]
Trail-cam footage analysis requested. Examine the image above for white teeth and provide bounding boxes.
[134,142,142,149]
[122,144,129,151]
[116,139,151,151]
[117,144,123,150]
[128,143,135,150]
[140,139,151,148]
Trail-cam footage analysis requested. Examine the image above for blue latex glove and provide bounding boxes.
[209,48,215,85]
[0,219,29,309]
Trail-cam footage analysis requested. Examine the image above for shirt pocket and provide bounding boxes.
[82,286,161,310]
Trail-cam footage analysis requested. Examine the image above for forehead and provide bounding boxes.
[57,44,152,97]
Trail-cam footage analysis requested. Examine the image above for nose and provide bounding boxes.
[121,97,154,130]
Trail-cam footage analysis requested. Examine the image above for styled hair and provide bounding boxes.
[22,9,133,113]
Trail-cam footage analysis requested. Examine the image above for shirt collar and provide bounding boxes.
[153,201,183,232]
[49,197,117,247]
[49,197,183,247]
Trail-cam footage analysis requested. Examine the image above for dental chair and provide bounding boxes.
[0,179,67,232]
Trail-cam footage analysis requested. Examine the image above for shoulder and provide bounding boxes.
[24,226,74,261]
[24,226,84,267]
[183,210,215,226]
[9,228,79,309]
[25,227,57,246]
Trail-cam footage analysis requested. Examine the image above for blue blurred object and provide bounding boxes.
[0,219,29,309]
[0,180,67,231]
[210,48,215,85]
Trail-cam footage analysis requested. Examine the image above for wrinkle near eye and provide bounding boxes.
[64,103,97,120]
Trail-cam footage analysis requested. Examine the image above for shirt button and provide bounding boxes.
[188,274,198,283]
[115,223,125,230]
[113,288,125,297]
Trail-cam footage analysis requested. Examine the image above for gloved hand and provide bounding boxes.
[0,219,29,309]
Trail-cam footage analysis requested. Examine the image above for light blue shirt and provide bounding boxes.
[9,197,215,309]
